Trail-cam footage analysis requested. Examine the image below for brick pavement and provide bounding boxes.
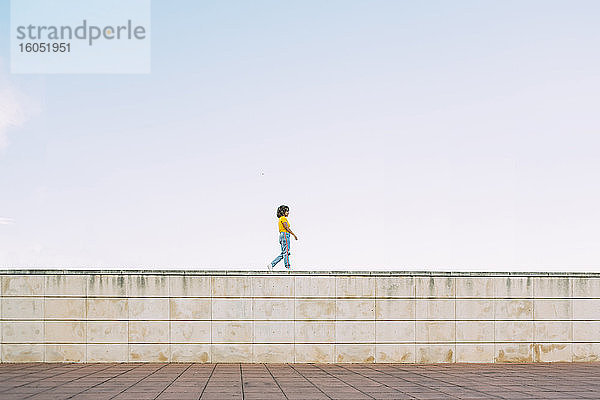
[0,363,599,400]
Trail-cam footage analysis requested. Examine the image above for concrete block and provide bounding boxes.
[533,343,572,362]
[456,321,494,342]
[45,321,85,343]
[573,343,600,362]
[416,321,455,343]
[87,275,127,297]
[375,344,415,363]
[252,276,294,297]
[212,298,252,320]
[211,344,252,362]
[87,344,128,362]
[170,344,210,362]
[534,321,572,342]
[2,344,44,362]
[45,298,85,319]
[494,277,532,298]
[295,299,335,320]
[128,275,169,297]
[254,322,294,343]
[375,277,414,297]
[128,298,169,320]
[456,277,494,298]
[3,271,596,365]
[375,299,415,320]
[2,275,44,296]
[170,298,211,320]
[573,278,600,298]
[171,321,211,343]
[494,299,533,320]
[86,298,128,320]
[416,345,455,363]
[45,344,85,362]
[45,275,86,296]
[295,322,335,343]
[253,344,294,363]
[336,299,374,320]
[169,276,211,297]
[456,344,494,363]
[295,276,335,297]
[87,321,128,343]
[495,321,533,342]
[129,344,170,362]
[456,299,493,320]
[3,321,44,343]
[416,277,455,298]
[2,297,44,319]
[129,321,169,343]
[573,299,600,320]
[336,322,375,342]
[294,344,334,363]
[573,321,600,342]
[376,321,415,342]
[335,344,375,363]
[212,277,251,297]
[253,299,293,320]
[415,299,455,320]
[336,276,375,298]
[495,343,533,362]
[212,322,252,343]
[534,299,572,320]
[533,278,572,298]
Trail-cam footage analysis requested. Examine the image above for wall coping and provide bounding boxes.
[0,269,599,277]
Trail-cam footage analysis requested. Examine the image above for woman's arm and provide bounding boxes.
[283,222,298,240]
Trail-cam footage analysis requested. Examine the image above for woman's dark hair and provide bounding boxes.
[276,205,289,218]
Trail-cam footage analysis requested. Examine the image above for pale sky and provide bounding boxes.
[1,0,599,271]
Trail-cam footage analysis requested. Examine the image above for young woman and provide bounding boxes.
[268,205,298,271]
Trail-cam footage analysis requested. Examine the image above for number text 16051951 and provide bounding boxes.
[19,42,71,53]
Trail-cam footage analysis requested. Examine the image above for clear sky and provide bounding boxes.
[1,0,599,271]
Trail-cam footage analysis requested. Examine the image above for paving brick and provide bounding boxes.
[0,362,599,399]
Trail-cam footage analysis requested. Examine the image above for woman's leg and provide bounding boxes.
[270,233,285,267]
[271,253,283,267]
[283,232,291,268]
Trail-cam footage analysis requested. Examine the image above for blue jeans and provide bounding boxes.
[271,232,291,269]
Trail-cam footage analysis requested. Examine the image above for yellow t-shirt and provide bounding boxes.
[278,216,290,233]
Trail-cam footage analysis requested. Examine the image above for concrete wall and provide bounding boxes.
[0,271,599,363]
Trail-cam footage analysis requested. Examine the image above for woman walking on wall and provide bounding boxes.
[268,205,298,271]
